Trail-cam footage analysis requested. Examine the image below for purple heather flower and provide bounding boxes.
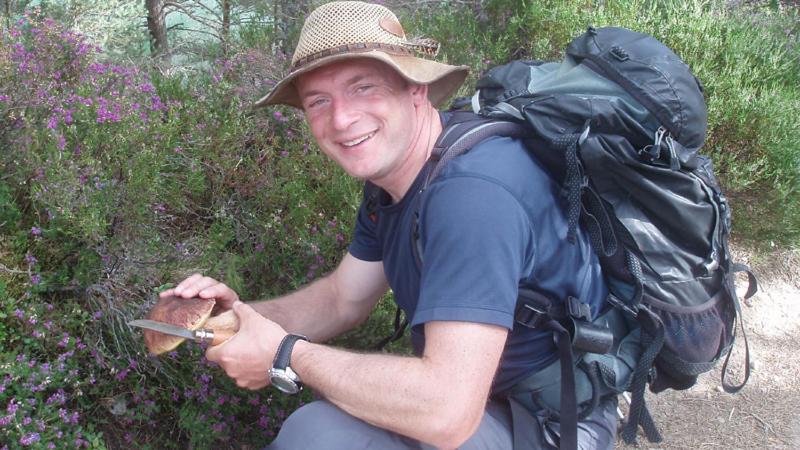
[24,254,37,265]
[30,227,42,236]
[19,432,40,446]
[30,274,41,285]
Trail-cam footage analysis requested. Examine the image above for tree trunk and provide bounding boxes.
[221,0,230,55]
[145,0,169,59]
[275,0,311,55]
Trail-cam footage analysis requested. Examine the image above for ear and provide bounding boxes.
[410,83,430,106]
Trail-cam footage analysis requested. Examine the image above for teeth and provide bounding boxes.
[342,132,374,147]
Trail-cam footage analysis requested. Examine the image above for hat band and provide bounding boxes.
[291,42,416,72]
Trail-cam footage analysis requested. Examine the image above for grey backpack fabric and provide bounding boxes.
[413,26,758,448]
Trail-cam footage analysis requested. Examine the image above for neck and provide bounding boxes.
[375,103,441,203]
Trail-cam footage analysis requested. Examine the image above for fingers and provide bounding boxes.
[160,274,239,307]
[204,304,282,390]
[173,274,219,299]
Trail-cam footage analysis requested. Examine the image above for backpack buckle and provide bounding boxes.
[515,302,550,329]
[567,296,592,322]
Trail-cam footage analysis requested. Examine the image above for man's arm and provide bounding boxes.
[161,252,389,342]
[207,300,508,450]
[291,320,508,449]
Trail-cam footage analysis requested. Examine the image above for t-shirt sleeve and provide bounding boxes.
[348,192,383,262]
[413,175,534,329]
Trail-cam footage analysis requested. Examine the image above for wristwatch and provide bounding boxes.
[269,334,308,394]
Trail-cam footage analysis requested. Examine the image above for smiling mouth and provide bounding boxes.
[341,131,376,147]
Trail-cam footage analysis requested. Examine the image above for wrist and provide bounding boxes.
[269,333,309,395]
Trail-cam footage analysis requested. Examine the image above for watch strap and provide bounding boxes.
[273,334,308,371]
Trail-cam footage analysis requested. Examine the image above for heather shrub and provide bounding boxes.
[1,1,798,448]
[0,11,376,449]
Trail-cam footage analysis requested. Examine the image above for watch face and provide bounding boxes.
[270,371,300,395]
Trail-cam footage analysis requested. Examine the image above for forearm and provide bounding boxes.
[244,254,388,342]
[290,340,484,448]
[246,275,367,342]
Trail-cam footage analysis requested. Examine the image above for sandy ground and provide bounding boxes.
[619,246,800,450]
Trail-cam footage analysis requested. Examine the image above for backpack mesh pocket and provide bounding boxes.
[645,286,735,391]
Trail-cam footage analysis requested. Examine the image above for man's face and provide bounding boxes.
[296,58,425,183]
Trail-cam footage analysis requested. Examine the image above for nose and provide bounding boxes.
[330,98,360,131]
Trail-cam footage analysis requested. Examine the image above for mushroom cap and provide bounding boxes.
[143,295,215,355]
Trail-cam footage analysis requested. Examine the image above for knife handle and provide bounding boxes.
[210,328,236,346]
[203,309,240,346]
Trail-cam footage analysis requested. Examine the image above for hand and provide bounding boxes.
[159,273,239,310]
[205,301,288,390]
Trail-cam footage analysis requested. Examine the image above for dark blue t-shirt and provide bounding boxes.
[348,134,607,395]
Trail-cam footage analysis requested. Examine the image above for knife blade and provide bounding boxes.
[129,319,227,345]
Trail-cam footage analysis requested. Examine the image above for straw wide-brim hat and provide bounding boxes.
[254,1,470,109]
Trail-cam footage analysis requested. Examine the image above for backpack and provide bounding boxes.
[375,26,758,449]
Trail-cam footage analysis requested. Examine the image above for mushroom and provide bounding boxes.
[143,295,239,355]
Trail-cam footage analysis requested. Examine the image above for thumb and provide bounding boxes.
[231,300,257,324]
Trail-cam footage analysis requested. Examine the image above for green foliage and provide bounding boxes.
[0,182,22,232]
[403,0,800,245]
[0,1,798,448]
[0,10,355,449]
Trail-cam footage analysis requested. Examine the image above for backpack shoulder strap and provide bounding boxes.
[411,112,529,267]
[422,111,529,191]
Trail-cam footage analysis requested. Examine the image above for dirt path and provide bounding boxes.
[619,247,800,449]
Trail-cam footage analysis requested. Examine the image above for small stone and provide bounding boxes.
[716,385,725,393]
[749,359,758,371]
[109,396,127,416]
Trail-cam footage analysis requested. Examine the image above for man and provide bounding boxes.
[161,2,618,448]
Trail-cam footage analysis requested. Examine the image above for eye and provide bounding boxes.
[355,84,374,93]
[305,97,328,110]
